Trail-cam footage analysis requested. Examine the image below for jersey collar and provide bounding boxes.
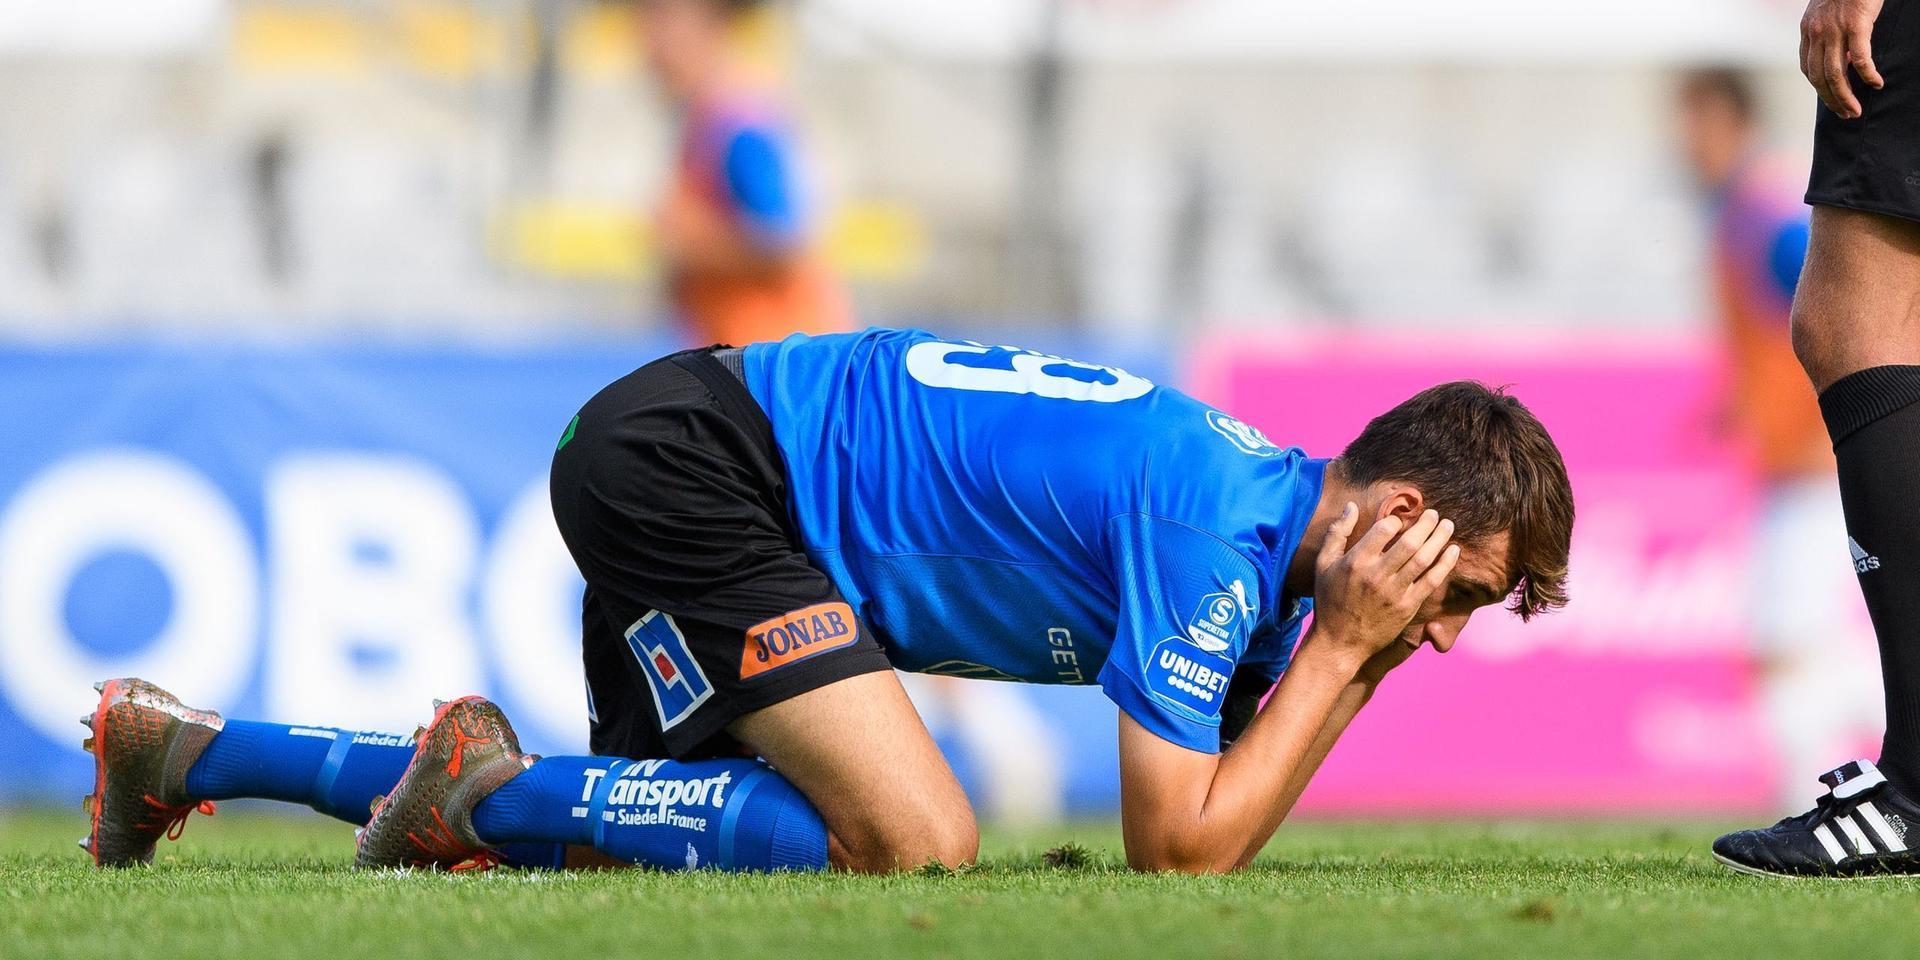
[1258,454,1328,628]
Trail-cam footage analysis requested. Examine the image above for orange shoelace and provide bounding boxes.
[140,795,218,841]
[406,804,491,868]
[449,850,504,872]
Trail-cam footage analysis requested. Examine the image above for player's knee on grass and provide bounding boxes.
[725,670,979,873]
[830,806,979,873]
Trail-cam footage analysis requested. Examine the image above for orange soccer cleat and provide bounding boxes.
[81,678,223,867]
[354,696,533,871]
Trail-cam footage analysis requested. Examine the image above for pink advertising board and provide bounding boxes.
[1189,331,1798,814]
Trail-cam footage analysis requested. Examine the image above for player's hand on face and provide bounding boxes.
[1801,0,1886,119]
[1311,504,1460,667]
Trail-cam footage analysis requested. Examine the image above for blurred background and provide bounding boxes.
[0,0,1882,826]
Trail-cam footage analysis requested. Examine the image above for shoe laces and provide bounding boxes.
[140,795,217,841]
[405,804,487,866]
[449,850,504,873]
[1774,784,1884,832]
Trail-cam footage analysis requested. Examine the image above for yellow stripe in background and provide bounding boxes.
[232,7,370,74]
[496,203,652,281]
[232,2,789,81]
[827,201,928,280]
[391,4,515,80]
[234,2,518,78]
[564,6,642,81]
[493,198,929,283]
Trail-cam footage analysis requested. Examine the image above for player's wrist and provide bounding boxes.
[1295,625,1372,679]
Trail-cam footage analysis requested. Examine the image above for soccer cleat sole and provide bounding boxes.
[1712,852,1810,879]
[1711,851,1920,880]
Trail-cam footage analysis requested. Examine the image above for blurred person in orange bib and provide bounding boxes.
[639,1,1058,824]
[640,0,848,345]
[1679,69,1880,815]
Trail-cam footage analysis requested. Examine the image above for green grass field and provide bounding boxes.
[3,810,1918,959]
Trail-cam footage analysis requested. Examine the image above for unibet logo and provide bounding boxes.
[740,602,859,679]
[1157,648,1230,703]
[1146,635,1235,719]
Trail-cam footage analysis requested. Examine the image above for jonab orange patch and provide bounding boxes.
[740,602,859,679]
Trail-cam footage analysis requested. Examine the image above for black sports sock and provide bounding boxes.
[1819,364,1920,790]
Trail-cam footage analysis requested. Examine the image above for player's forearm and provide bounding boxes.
[1205,639,1366,849]
[1135,637,1362,872]
[1231,678,1374,868]
[1279,679,1372,806]
[1123,507,1457,873]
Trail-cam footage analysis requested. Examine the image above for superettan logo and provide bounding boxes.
[740,602,859,679]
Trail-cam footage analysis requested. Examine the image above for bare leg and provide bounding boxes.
[729,670,979,873]
[1790,205,1920,390]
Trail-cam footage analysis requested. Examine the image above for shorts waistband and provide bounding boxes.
[712,346,747,385]
[671,346,770,448]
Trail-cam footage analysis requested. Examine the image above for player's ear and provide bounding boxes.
[1376,484,1426,522]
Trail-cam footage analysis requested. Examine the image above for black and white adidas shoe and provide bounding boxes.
[1713,760,1920,878]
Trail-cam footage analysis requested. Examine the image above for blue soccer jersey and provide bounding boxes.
[741,328,1327,753]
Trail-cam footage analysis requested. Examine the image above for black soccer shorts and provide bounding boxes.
[1807,0,1920,223]
[548,346,892,760]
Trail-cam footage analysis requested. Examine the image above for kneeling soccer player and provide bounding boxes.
[82,327,1574,874]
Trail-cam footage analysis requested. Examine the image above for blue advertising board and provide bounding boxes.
[0,333,1173,817]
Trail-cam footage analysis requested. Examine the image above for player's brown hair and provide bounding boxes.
[1336,381,1574,620]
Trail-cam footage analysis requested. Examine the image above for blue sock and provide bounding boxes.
[492,841,569,870]
[183,720,415,825]
[470,756,604,845]
[472,756,827,871]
